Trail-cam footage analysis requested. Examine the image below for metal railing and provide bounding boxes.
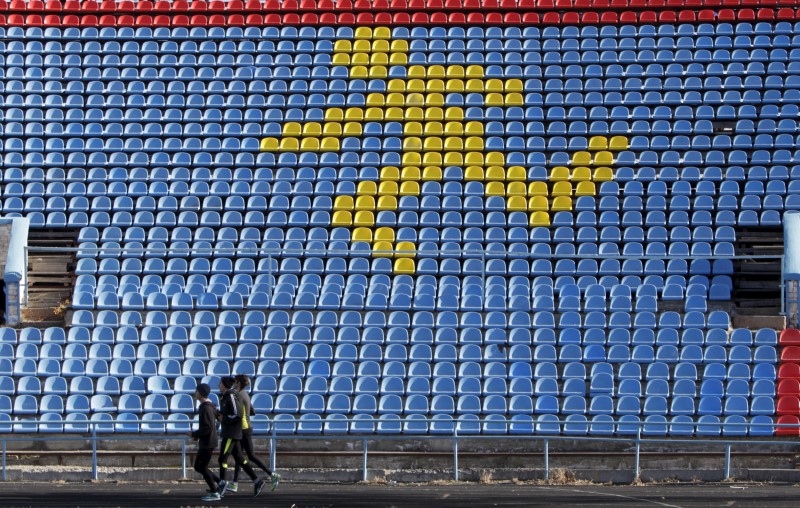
[2,417,799,483]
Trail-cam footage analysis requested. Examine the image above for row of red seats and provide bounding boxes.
[7,7,799,23]
[777,331,800,436]
[3,0,798,12]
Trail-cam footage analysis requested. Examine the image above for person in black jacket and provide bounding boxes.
[189,383,223,502]
[215,376,265,498]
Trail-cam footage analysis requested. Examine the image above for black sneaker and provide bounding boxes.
[217,480,227,498]
[254,478,266,498]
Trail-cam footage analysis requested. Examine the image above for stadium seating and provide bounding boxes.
[0,8,796,436]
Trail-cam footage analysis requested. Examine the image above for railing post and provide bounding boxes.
[724,443,732,481]
[453,427,459,481]
[362,438,368,482]
[91,427,98,481]
[543,439,549,481]
[2,438,6,481]
[633,428,641,482]
[781,254,786,316]
[269,426,277,472]
[181,438,187,480]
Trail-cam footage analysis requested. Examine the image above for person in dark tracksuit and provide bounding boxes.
[190,383,223,502]
[228,374,280,494]
[215,376,266,498]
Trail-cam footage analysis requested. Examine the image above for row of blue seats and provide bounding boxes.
[2,392,779,418]
[7,22,800,41]
[0,412,778,437]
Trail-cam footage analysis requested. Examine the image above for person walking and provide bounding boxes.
[215,376,266,498]
[189,383,223,502]
[227,374,281,494]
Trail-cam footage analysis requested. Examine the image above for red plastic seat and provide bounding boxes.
[29,0,45,9]
[336,11,354,21]
[134,0,153,11]
[153,1,171,11]
[697,9,716,19]
[356,11,374,23]
[373,0,390,9]
[189,14,207,24]
[555,0,571,7]
[738,7,756,17]
[777,7,796,17]
[228,13,245,23]
[392,11,410,21]
[411,11,429,22]
[581,11,599,22]
[536,0,554,7]
[678,10,696,20]
[153,14,171,25]
[428,0,445,7]
[717,7,736,18]
[208,0,226,11]
[62,14,80,24]
[319,12,337,22]
[779,362,800,381]
[44,14,62,24]
[521,11,539,22]
[281,0,299,9]
[45,0,63,10]
[504,12,522,23]
[448,11,466,22]
[541,11,559,23]
[298,12,316,22]
[466,11,484,21]
[9,0,25,10]
[779,379,800,397]
[500,0,517,8]
[640,10,658,21]
[207,13,225,23]
[263,0,280,10]
[81,0,99,11]
[619,11,637,21]
[656,10,676,20]
[173,0,190,11]
[781,329,800,346]
[191,0,208,11]
[228,0,245,9]
[430,11,447,22]
[374,11,392,22]
[244,13,263,22]
[172,14,189,24]
[263,12,281,23]
[97,14,115,24]
[561,11,579,22]
[243,0,261,10]
[445,0,463,7]
[777,396,800,416]
[81,14,99,24]
[782,346,800,362]
[283,12,300,22]
[118,14,134,23]
[134,14,152,24]
[26,14,43,25]
[777,415,800,436]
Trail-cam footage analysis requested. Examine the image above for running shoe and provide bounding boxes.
[270,473,281,491]
[201,492,221,502]
[254,478,266,498]
[226,482,238,493]
[217,480,227,498]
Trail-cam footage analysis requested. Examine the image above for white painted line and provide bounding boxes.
[533,485,684,508]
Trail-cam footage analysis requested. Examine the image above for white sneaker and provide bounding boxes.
[226,481,238,493]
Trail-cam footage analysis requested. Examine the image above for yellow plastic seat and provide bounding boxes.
[529,211,550,227]
[299,138,319,151]
[352,227,373,243]
[407,79,425,92]
[390,40,408,52]
[404,122,423,136]
[507,196,527,211]
[594,151,614,165]
[571,167,592,181]
[485,78,503,92]
[320,138,340,151]
[444,121,465,135]
[424,122,443,136]
[350,66,368,78]
[551,196,573,211]
[589,136,608,150]
[464,121,483,135]
[528,181,548,196]
[446,65,465,78]
[406,93,424,107]
[333,39,352,53]
[465,137,484,151]
[505,79,523,92]
[422,153,442,166]
[427,65,445,78]
[464,167,484,181]
[440,137,460,151]
[485,166,505,181]
[372,40,389,52]
[485,181,505,196]
[353,211,374,227]
[408,65,426,78]
[322,123,342,137]
[333,195,354,211]
[279,138,299,151]
[373,26,391,39]
[387,79,405,92]
[593,167,614,181]
[506,166,528,182]
[506,181,526,196]
[422,167,442,181]
[372,241,393,257]
[528,196,549,211]
[351,53,369,65]
[377,195,397,210]
[571,151,592,166]
[504,93,523,106]
[357,181,377,195]
[324,108,344,121]
[575,181,597,196]
[380,167,400,181]
[425,93,444,106]
[549,166,570,181]
[354,26,373,39]
[385,108,404,120]
[400,167,421,181]
[466,65,484,77]
[486,152,504,166]
[388,53,407,65]
[464,152,484,166]
[552,181,573,197]
[259,137,278,151]
[443,152,463,166]
[445,80,465,92]
[370,53,388,66]
[444,107,464,121]
[395,241,416,258]
[399,181,420,196]
[344,108,364,121]
[403,137,423,151]
[366,107,386,119]
[466,79,484,92]
[332,53,350,65]
[401,152,422,167]
[343,122,362,136]
[424,108,444,121]
[378,181,399,196]
[332,211,352,226]
[610,136,629,150]
[283,122,301,136]
[366,93,385,107]
[393,258,416,275]
[374,227,395,242]
[423,137,443,151]
[405,107,424,121]
[302,122,321,137]
[485,92,504,106]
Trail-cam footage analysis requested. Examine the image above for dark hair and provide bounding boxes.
[235,374,250,388]
[220,376,236,389]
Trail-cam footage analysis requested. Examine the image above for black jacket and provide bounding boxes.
[192,400,218,450]
[219,389,243,441]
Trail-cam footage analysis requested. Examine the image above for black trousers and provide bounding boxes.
[219,437,257,482]
[194,447,220,492]
[233,428,272,482]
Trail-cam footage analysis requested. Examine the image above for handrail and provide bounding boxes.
[2,417,799,483]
